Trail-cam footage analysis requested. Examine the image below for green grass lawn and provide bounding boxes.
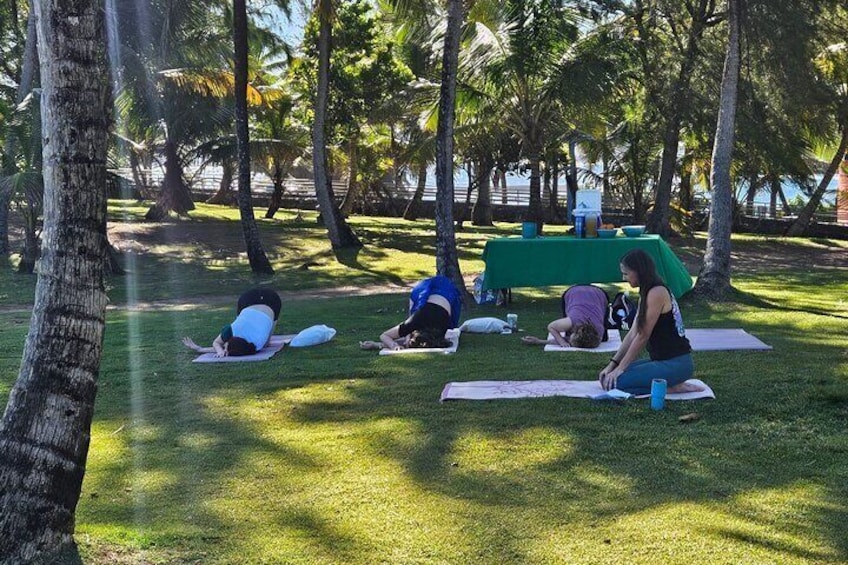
[0,205,847,564]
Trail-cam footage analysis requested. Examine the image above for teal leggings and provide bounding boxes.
[616,353,694,395]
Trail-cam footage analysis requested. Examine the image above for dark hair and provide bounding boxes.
[569,322,601,349]
[620,249,664,330]
[226,336,257,357]
[407,329,451,349]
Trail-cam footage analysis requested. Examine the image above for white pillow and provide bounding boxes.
[289,324,337,347]
[459,317,510,334]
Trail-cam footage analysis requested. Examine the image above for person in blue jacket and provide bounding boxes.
[360,275,462,351]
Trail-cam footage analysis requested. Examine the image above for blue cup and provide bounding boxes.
[650,378,667,410]
[522,221,537,239]
[574,215,585,238]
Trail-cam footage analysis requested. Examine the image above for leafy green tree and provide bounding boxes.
[304,0,362,250]
[0,0,36,256]
[787,25,848,235]
[0,91,42,273]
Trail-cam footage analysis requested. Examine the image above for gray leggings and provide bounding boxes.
[616,353,694,395]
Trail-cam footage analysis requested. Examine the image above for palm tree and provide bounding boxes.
[787,40,848,236]
[109,0,233,220]
[637,0,722,237]
[462,1,619,232]
[311,0,361,250]
[233,0,273,273]
[432,0,466,289]
[0,0,111,560]
[694,0,741,299]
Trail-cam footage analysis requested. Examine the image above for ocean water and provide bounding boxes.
[425,168,839,206]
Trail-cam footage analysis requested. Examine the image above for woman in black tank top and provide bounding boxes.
[598,249,697,396]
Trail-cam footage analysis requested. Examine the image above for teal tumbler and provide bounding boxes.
[650,378,667,410]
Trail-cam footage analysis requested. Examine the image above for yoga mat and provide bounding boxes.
[544,329,622,353]
[440,378,714,401]
[192,334,295,363]
[379,328,461,355]
[686,329,772,351]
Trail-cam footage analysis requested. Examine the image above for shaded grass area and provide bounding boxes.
[100,201,518,304]
[0,208,846,563]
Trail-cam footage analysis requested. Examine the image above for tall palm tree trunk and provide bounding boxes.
[565,140,578,220]
[527,155,543,228]
[786,125,848,236]
[694,0,741,299]
[434,0,465,291]
[0,0,111,560]
[265,162,288,218]
[403,161,427,220]
[312,1,361,250]
[145,138,195,220]
[340,138,360,215]
[472,161,493,226]
[769,176,779,218]
[233,0,273,274]
[206,158,235,205]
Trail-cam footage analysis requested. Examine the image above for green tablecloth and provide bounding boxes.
[481,234,694,297]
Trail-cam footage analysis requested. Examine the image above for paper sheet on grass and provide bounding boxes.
[440,378,714,401]
[379,328,461,355]
[686,328,772,351]
[192,334,295,363]
[543,329,622,353]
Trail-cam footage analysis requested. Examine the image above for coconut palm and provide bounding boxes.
[233,0,273,273]
[108,0,234,219]
[694,0,741,299]
[787,39,848,235]
[0,0,111,559]
[462,1,621,232]
[308,0,362,250]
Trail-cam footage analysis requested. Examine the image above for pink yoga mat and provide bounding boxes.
[192,334,295,363]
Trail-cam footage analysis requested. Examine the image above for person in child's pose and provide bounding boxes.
[182,287,281,357]
[521,284,608,349]
[359,275,462,351]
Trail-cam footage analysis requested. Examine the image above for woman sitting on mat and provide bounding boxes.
[599,249,697,394]
[182,287,282,357]
[521,284,608,349]
[360,275,462,351]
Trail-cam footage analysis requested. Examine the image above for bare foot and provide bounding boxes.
[359,341,383,351]
[521,336,549,345]
[668,381,705,394]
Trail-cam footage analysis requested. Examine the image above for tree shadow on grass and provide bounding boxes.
[333,246,407,286]
[278,295,848,562]
[71,289,848,563]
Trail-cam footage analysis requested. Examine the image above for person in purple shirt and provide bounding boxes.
[522,284,608,349]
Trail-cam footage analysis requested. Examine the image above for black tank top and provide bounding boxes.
[645,286,691,360]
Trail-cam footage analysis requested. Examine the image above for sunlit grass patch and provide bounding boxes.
[2,209,847,564]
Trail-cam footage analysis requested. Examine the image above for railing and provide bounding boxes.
[110,167,843,225]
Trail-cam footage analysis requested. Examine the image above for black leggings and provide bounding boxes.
[237,287,282,321]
